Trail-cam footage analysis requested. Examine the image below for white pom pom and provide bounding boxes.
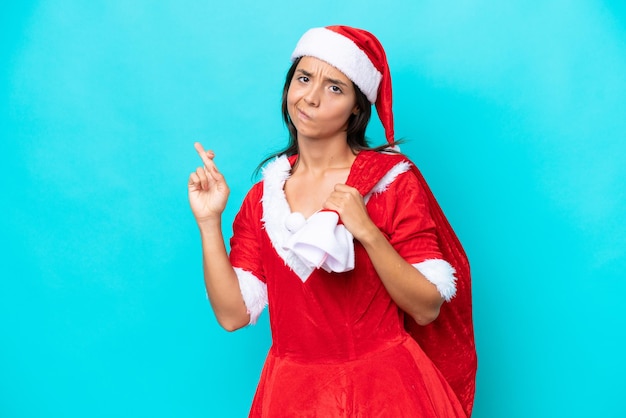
[285,212,306,233]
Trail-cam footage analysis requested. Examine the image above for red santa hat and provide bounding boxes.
[291,25,395,144]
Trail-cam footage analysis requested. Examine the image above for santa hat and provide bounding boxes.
[291,25,394,143]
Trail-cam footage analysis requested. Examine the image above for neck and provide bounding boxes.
[294,135,355,173]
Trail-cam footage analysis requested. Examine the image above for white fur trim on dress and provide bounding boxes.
[291,27,382,103]
[412,259,457,302]
[234,267,268,325]
[261,156,317,280]
[262,156,355,281]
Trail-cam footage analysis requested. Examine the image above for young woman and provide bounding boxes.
[188,26,477,417]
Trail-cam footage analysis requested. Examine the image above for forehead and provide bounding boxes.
[296,56,352,83]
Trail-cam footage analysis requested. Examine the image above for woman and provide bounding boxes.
[189,26,477,417]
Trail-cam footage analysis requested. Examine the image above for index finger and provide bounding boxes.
[334,183,358,194]
[194,142,215,168]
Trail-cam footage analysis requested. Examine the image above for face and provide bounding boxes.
[286,56,359,143]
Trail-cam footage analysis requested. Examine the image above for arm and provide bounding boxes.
[355,224,444,325]
[188,142,250,331]
[324,184,444,326]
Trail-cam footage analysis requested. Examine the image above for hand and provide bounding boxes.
[188,142,230,223]
[323,184,378,242]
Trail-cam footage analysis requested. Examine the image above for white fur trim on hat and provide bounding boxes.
[291,27,382,103]
[413,259,458,301]
[234,267,268,325]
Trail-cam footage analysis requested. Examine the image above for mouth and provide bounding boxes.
[296,107,311,121]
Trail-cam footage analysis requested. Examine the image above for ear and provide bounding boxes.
[352,106,360,116]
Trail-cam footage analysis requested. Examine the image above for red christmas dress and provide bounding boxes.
[229,151,476,417]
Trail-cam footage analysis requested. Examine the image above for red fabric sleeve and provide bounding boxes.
[229,182,266,283]
[377,170,444,263]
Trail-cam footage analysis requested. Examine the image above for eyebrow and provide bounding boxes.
[296,69,349,87]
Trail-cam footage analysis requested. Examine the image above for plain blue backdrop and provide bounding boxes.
[2,1,625,417]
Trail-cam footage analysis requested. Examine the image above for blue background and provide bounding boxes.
[2,1,625,417]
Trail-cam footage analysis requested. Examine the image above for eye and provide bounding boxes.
[330,85,343,94]
[297,76,310,83]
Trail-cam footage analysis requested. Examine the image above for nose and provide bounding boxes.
[303,85,320,107]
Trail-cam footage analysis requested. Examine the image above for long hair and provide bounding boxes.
[256,57,400,174]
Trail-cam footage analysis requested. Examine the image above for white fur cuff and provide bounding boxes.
[234,268,268,325]
[412,259,457,301]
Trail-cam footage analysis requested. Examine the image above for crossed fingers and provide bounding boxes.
[191,142,220,191]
